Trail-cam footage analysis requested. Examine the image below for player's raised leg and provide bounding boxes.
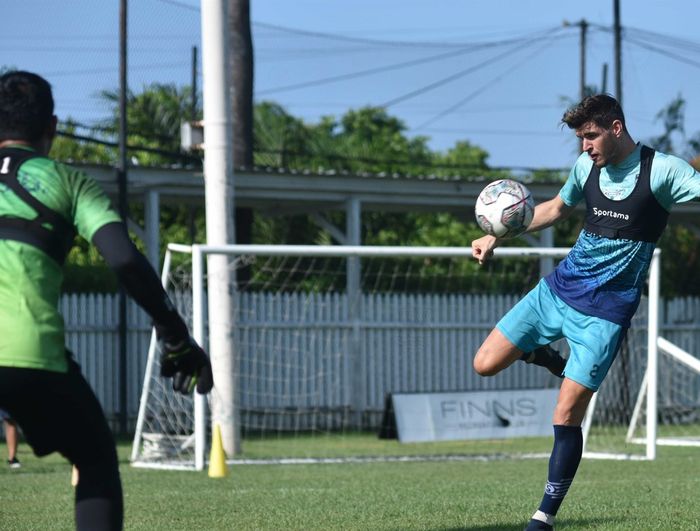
[473,328,523,376]
[474,279,568,378]
[474,329,566,378]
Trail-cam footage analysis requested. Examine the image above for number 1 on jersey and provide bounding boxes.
[0,157,10,174]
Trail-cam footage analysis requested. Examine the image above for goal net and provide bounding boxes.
[581,252,700,459]
[131,245,698,469]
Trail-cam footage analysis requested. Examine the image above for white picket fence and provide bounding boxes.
[61,294,153,431]
[60,293,700,431]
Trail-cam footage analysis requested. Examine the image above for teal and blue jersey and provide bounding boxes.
[545,144,700,327]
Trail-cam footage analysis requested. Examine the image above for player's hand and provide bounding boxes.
[471,234,499,265]
[160,336,214,395]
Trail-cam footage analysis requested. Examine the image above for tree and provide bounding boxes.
[642,95,700,296]
[228,0,255,255]
[99,83,198,166]
[253,101,311,168]
[52,121,114,165]
[248,104,535,289]
[53,84,203,291]
[647,94,685,155]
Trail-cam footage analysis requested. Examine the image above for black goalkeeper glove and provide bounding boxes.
[160,336,214,395]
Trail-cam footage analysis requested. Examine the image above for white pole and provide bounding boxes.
[192,246,207,470]
[657,336,700,373]
[538,227,554,277]
[200,0,240,456]
[131,249,174,463]
[646,250,660,460]
[172,244,571,259]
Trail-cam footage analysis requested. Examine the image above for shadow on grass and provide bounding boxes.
[428,514,626,530]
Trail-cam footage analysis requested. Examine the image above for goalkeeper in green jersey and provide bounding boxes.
[0,71,213,531]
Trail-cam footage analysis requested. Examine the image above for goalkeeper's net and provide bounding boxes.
[581,253,700,459]
[131,245,698,470]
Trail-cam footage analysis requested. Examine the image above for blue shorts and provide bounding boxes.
[496,279,626,391]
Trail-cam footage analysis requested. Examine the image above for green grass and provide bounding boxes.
[238,431,555,459]
[1,440,699,530]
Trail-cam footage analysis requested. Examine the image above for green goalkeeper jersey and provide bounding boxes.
[0,145,121,373]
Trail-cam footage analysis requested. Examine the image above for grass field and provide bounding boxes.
[1,438,699,530]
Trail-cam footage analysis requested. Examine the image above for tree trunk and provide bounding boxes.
[228,0,254,260]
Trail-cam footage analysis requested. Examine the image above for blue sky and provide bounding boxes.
[3,0,700,171]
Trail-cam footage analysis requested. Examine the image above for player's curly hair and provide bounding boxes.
[561,94,626,131]
[0,71,54,143]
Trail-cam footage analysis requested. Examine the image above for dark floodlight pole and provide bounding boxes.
[579,19,588,101]
[564,19,588,150]
[614,0,622,105]
[117,0,129,436]
[191,45,198,121]
[563,18,588,100]
[601,63,609,93]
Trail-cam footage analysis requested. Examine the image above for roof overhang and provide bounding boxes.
[77,164,700,223]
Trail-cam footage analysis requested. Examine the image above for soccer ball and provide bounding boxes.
[475,179,535,238]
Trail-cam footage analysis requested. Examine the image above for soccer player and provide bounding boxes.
[0,71,213,530]
[471,94,700,531]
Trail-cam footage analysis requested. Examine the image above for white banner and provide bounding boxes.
[392,389,559,443]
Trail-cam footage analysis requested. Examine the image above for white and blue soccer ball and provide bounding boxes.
[475,179,535,238]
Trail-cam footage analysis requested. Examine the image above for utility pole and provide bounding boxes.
[200,0,240,458]
[579,19,588,153]
[601,63,609,93]
[191,45,198,121]
[614,0,622,105]
[228,0,254,285]
[579,19,588,101]
[563,19,588,101]
[564,19,588,151]
[117,0,129,437]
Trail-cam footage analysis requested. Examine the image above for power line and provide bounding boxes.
[615,26,700,54]
[254,21,565,50]
[381,30,565,109]
[0,34,198,41]
[257,37,544,96]
[255,101,562,112]
[154,0,199,12]
[59,119,179,144]
[625,36,700,70]
[56,130,200,162]
[413,30,566,130]
[42,62,189,77]
[419,127,564,137]
[55,128,568,174]
[3,46,118,53]
[254,149,568,174]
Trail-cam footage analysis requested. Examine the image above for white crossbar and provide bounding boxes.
[657,336,700,373]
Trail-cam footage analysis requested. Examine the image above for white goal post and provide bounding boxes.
[130,244,700,470]
[581,248,660,460]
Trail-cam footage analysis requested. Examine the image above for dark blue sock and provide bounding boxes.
[538,424,583,516]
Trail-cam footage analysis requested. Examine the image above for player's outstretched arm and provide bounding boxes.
[471,196,573,265]
[91,222,213,394]
[526,196,574,233]
[471,234,499,265]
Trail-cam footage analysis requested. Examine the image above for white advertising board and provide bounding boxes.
[392,389,559,443]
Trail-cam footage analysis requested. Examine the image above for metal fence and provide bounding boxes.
[60,293,700,432]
